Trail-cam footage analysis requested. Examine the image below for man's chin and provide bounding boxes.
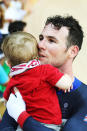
[39,57,47,64]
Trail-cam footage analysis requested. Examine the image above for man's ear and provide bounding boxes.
[6,59,11,68]
[68,45,79,58]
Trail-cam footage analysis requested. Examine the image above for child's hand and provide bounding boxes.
[64,84,73,93]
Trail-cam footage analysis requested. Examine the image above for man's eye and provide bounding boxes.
[39,35,44,41]
[49,39,55,43]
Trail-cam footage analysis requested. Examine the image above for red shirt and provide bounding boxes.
[4,64,64,125]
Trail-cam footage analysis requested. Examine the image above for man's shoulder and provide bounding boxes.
[57,77,87,95]
[75,77,87,86]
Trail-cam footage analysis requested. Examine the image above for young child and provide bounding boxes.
[1,31,72,131]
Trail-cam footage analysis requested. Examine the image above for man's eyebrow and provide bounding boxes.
[39,35,58,42]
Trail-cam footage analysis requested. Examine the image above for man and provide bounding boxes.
[2,15,87,131]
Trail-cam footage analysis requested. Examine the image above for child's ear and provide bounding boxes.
[5,60,11,68]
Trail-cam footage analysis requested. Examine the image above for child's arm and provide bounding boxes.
[55,74,72,92]
[3,81,12,101]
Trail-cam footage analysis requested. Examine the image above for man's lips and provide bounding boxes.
[39,53,46,57]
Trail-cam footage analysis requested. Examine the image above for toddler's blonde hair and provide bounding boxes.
[1,31,38,66]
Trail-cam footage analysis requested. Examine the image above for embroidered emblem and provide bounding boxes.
[84,115,87,122]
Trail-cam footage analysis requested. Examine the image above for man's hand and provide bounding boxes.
[6,87,26,121]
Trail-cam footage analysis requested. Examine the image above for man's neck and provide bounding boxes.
[58,60,74,82]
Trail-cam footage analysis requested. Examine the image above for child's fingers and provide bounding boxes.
[70,85,73,89]
[68,88,70,92]
[64,90,67,93]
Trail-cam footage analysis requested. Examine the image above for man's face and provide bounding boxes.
[38,24,70,68]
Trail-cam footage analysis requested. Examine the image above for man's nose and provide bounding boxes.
[38,40,46,49]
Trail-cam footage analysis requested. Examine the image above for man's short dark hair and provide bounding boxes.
[45,15,84,50]
[8,21,26,33]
